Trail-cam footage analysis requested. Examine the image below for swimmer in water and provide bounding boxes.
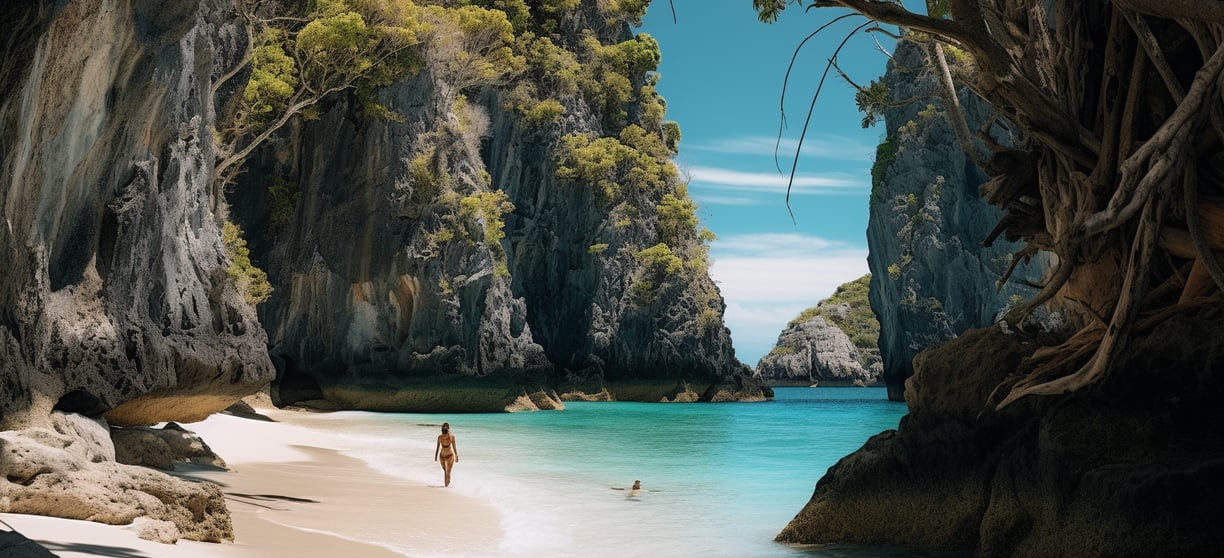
[612,480,642,496]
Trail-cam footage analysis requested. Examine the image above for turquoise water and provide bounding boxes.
[293,387,946,557]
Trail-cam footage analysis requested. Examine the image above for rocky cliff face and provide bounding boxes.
[0,0,272,429]
[778,307,1224,556]
[757,275,881,386]
[866,40,1048,400]
[0,0,271,541]
[229,0,752,410]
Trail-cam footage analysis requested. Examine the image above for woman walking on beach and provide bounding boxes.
[434,422,458,487]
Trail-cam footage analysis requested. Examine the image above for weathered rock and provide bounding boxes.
[226,4,751,409]
[778,307,1224,556]
[758,276,882,386]
[112,422,226,471]
[504,388,566,412]
[866,39,1048,400]
[0,412,231,543]
[758,316,877,386]
[0,0,273,429]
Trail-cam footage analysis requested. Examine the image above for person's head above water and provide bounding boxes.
[632,480,641,489]
[441,422,450,434]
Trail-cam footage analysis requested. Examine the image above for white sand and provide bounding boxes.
[0,409,502,557]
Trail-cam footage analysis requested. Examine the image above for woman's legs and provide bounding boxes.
[441,456,454,486]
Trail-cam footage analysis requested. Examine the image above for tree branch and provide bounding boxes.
[1084,40,1224,235]
[814,0,971,44]
[932,42,990,170]
[1114,0,1224,25]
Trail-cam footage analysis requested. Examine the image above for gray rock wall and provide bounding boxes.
[867,39,1047,400]
[756,315,879,386]
[230,4,750,408]
[0,0,273,428]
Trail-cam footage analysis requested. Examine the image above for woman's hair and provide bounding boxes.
[441,422,450,433]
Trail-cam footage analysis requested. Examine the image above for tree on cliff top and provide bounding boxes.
[761,0,1224,407]
[213,0,423,188]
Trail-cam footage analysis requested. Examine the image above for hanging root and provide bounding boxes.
[998,193,1166,409]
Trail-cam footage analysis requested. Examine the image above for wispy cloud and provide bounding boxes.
[689,193,762,206]
[707,233,869,365]
[685,165,866,196]
[686,134,875,162]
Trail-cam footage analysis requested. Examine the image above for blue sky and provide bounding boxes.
[638,2,896,366]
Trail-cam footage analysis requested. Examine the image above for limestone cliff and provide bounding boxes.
[228,0,753,409]
[866,40,1047,400]
[757,275,881,386]
[0,0,271,541]
[0,0,272,429]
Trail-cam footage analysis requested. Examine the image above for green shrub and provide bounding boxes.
[697,308,721,336]
[657,190,698,243]
[635,243,683,274]
[870,139,897,199]
[524,98,566,126]
[222,221,272,306]
[768,345,798,357]
[266,176,299,230]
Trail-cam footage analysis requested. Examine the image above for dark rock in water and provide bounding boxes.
[0,0,273,429]
[778,307,1224,556]
[866,40,1049,400]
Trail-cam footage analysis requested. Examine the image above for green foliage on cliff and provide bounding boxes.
[657,188,698,244]
[460,190,514,277]
[635,243,684,274]
[767,344,798,357]
[524,98,566,126]
[218,0,423,183]
[870,139,897,202]
[855,79,890,129]
[266,176,299,230]
[789,274,879,349]
[222,221,272,306]
[460,190,514,246]
[555,124,676,202]
[598,0,650,25]
[697,307,722,336]
[420,4,524,98]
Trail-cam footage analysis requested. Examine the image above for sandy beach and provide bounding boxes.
[0,410,503,558]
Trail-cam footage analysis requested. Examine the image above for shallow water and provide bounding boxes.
[292,387,961,558]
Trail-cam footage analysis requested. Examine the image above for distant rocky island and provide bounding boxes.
[757,275,882,387]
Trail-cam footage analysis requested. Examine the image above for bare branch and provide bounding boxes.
[783,20,874,223]
[1084,40,1224,235]
[773,12,863,174]
[814,0,972,44]
[1114,0,1224,25]
[932,43,990,170]
[1183,165,1224,292]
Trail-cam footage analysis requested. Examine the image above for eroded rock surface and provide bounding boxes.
[778,307,1224,556]
[0,0,273,429]
[866,40,1047,399]
[0,413,232,543]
